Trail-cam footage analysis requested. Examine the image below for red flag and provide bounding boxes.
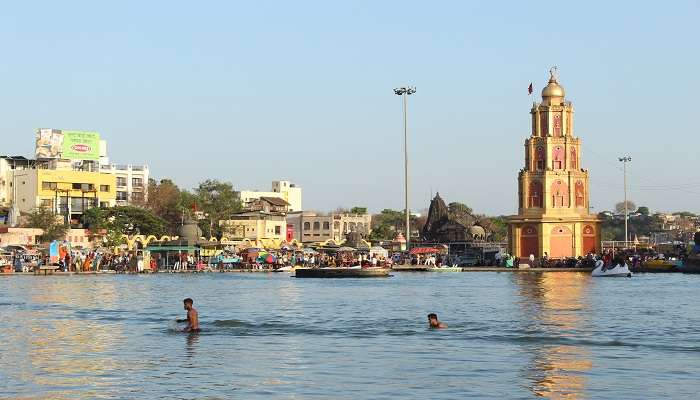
[192,202,197,212]
[528,83,533,95]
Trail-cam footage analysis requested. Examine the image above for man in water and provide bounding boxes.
[178,298,200,332]
[428,313,447,329]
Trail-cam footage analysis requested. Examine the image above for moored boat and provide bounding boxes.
[591,260,632,277]
[294,267,390,278]
[427,266,462,272]
[640,258,682,273]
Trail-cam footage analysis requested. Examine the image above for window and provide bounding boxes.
[552,146,564,170]
[528,181,543,208]
[132,178,143,187]
[100,202,109,208]
[116,191,128,201]
[551,180,569,207]
[116,177,127,186]
[100,185,110,192]
[72,183,94,191]
[131,192,144,202]
[303,222,311,230]
[535,147,544,170]
[275,226,281,235]
[42,182,57,190]
[40,199,53,208]
[313,222,320,230]
[323,221,330,230]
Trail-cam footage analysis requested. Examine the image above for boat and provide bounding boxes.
[272,265,295,272]
[591,260,632,277]
[640,258,682,273]
[427,266,463,272]
[294,267,390,278]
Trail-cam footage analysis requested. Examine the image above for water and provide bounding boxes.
[1,272,699,399]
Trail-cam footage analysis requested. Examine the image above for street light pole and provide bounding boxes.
[619,156,632,246]
[394,85,416,249]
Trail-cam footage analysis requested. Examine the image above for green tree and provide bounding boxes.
[21,207,68,243]
[193,180,242,238]
[369,209,420,241]
[83,206,167,240]
[479,216,508,242]
[636,206,650,216]
[350,206,368,214]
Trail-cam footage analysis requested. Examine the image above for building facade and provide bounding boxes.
[507,69,600,259]
[239,180,302,212]
[99,164,149,205]
[12,168,117,225]
[219,212,287,242]
[286,212,371,243]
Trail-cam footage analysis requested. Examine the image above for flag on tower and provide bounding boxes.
[528,83,533,95]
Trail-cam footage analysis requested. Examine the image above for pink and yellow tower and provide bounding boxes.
[508,68,600,259]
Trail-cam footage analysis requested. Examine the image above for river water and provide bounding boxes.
[1,272,699,399]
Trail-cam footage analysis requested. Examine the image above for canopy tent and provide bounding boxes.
[410,247,442,255]
[369,246,389,259]
[337,246,356,253]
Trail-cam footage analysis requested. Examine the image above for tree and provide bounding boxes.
[83,206,167,240]
[21,207,68,243]
[615,201,636,214]
[636,206,650,216]
[146,179,185,233]
[448,202,475,226]
[479,216,508,242]
[193,180,242,238]
[369,209,420,241]
[350,207,368,214]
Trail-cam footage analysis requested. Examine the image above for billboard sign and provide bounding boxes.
[35,129,100,160]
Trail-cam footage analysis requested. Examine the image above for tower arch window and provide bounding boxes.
[540,113,548,136]
[551,180,569,207]
[313,221,320,230]
[552,146,564,170]
[303,222,311,230]
[575,180,585,207]
[535,146,545,171]
[553,114,562,137]
[528,181,543,208]
[570,147,577,169]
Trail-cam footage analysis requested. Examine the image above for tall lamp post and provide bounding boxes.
[394,85,416,249]
[619,156,632,246]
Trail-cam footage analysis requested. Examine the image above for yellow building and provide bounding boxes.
[12,168,116,224]
[219,211,287,242]
[507,68,600,259]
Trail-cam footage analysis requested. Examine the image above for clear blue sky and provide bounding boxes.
[1,1,698,215]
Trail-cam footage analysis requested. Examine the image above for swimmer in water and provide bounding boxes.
[428,313,447,329]
[177,298,200,332]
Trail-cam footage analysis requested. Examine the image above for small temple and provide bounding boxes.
[507,68,600,259]
[422,193,487,243]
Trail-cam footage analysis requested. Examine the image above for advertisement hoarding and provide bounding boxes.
[35,129,100,160]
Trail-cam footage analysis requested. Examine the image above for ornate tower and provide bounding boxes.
[508,68,600,259]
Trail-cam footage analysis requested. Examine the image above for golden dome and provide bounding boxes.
[541,66,565,103]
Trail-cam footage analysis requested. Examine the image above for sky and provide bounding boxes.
[1,1,698,215]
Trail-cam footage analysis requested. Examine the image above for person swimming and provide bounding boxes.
[177,298,200,332]
[427,313,447,329]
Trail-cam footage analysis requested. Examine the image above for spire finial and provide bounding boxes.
[549,65,559,82]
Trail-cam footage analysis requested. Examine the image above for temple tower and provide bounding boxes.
[508,68,600,259]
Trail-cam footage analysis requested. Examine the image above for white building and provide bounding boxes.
[99,164,149,205]
[239,180,302,212]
